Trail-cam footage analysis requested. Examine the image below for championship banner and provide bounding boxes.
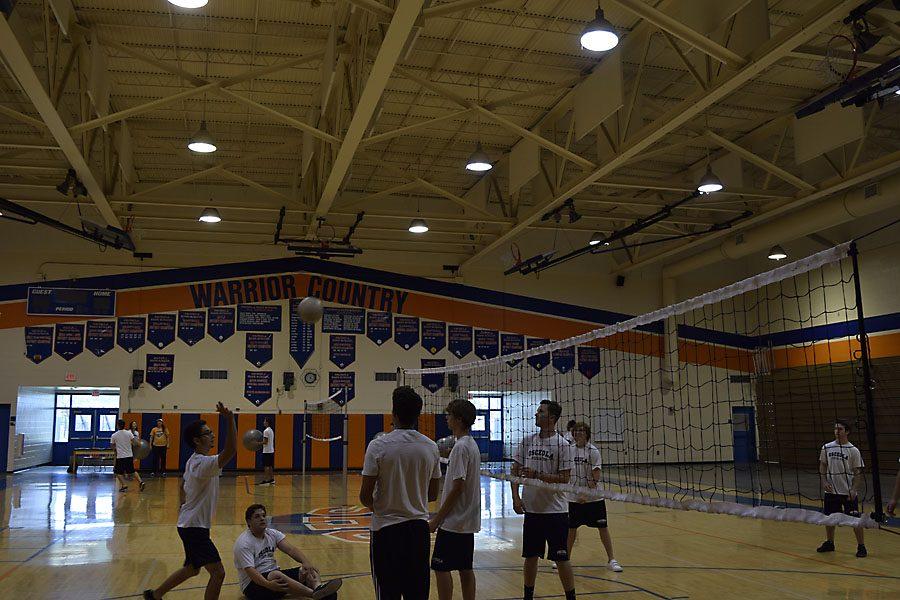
[421,358,446,393]
[501,333,524,367]
[177,310,206,346]
[244,370,273,406]
[366,311,392,346]
[321,307,365,334]
[245,333,273,368]
[421,321,446,355]
[146,354,175,390]
[526,338,550,371]
[328,371,355,405]
[329,334,356,369]
[394,316,419,350]
[147,313,176,349]
[552,345,575,374]
[86,320,115,357]
[577,346,601,379]
[117,316,145,353]
[24,326,53,364]
[54,323,84,361]
[289,299,315,369]
[474,329,499,360]
[237,304,282,332]
[448,325,472,359]
[207,307,235,342]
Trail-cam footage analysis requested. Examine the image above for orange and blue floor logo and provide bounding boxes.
[271,506,372,543]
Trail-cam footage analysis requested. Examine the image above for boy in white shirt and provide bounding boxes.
[429,399,481,600]
[567,422,621,572]
[144,402,237,600]
[359,386,442,600]
[110,418,145,493]
[234,503,341,600]
[817,419,867,557]
[512,400,575,600]
[259,418,275,485]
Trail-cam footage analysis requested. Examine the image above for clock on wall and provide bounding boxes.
[302,369,319,387]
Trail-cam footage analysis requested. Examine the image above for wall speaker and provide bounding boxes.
[615,275,625,287]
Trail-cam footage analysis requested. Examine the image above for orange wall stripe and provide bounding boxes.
[121,412,139,469]
[678,341,755,373]
[310,414,329,469]
[770,332,900,369]
[275,414,293,469]
[162,413,180,470]
[236,414,257,469]
[348,414,365,469]
[419,413,436,440]
[383,414,392,434]
[200,413,220,457]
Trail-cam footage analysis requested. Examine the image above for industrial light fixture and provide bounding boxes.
[168,0,209,8]
[696,164,724,193]
[465,143,492,172]
[589,232,603,246]
[198,207,221,223]
[581,6,619,52]
[188,121,217,153]
[767,245,788,261]
[408,218,429,234]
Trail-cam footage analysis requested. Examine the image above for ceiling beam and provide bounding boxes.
[313,0,427,220]
[458,0,861,270]
[0,104,49,131]
[422,0,512,18]
[0,15,119,228]
[705,129,816,192]
[345,0,395,19]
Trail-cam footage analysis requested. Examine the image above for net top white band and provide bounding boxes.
[403,243,851,375]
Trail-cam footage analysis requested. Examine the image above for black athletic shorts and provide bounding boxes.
[243,567,305,600]
[370,519,430,599]
[568,500,608,529]
[431,529,475,572]
[114,457,135,475]
[522,512,569,561]
[262,452,274,467]
[177,527,221,569]
[823,493,860,516]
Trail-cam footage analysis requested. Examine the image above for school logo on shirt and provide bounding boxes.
[574,455,592,465]
[528,449,554,461]
[270,506,372,544]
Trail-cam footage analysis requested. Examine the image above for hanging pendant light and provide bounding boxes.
[168,0,209,8]
[465,143,492,172]
[767,245,787,261]
[581,7,619,52]
[198,207,221,223]
[696,164,724,193]
[188,121,217,153]
[408,218,429,234]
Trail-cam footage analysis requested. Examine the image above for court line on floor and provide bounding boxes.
[627,564,900,580]
[625,513,889,578]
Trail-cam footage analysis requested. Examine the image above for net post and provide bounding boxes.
[848,242,883,522]
[342,401,349,497]
[301,400,307,478]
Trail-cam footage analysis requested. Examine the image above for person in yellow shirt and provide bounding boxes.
[149,419,170,477]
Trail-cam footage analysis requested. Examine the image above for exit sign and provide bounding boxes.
[65,373,77,382]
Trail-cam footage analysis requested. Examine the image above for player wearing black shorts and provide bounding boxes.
[110,419,144,493]
[144,402,237,599]
[512,400,576,600]
[817,419,867,557]
[567,422,622,572]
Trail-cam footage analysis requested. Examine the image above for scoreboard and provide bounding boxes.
[26,287,117,317]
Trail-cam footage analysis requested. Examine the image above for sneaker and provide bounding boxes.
[551,561,558,570]
[139,481,146,492]
[856,545,867,558]
[311,579,342,600]
[608,559,623,572]
[816,540,835,553]
[142,590,155,600]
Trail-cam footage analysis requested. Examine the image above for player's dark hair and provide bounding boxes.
[263,418,270,427]
[834,419,851,433]
[183,419,207,450]
[566,419,576,430]
[393,386,423,427]
[245,503,267,523]
[539,399,562,423]
[446,399,477,427]
[117,419,126,429]
[573,421,592,439]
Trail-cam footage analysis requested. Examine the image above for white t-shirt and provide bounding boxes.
[111,429,134,459]
[563,431,575,445]
[440,435,482,534]
[177,453,223,529]
[513,432,573,514]
[234,528,286,591]
[262,427,275,454]
[361,428,442,531]
[569,443,602,503]
[819,441,864,496]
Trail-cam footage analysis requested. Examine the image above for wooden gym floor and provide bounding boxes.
[0,468,897,599]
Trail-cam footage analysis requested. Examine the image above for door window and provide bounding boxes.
[74,414,92,433]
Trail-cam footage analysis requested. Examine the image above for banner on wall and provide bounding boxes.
[24,326,53,364]
[54,323,84,361]
[448,325,472,359]
[577,346,600,379]
[366,311,392,346]
[394,316,419,350]
[289,299,315,368]
[421,358,446,393]
[237,304,282,332]
[329,334,356,369]
[146,354,175,390]
[244,370,273,406]
[526,338,550,371]
[421,321,446,355]
[86,320,115,357]
[245,333,273,368]
[117,316,145,353]
[475,329,499,360]
[148,313,176,349]
[501,333,524,367]
[328,371,355,405]
[552,345,575,374]
[322,307,365,334]
[178,310,206,346]
[207,307,235,342]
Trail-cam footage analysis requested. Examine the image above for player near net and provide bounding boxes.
[817,419,867,558]
[512,400,577,600]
